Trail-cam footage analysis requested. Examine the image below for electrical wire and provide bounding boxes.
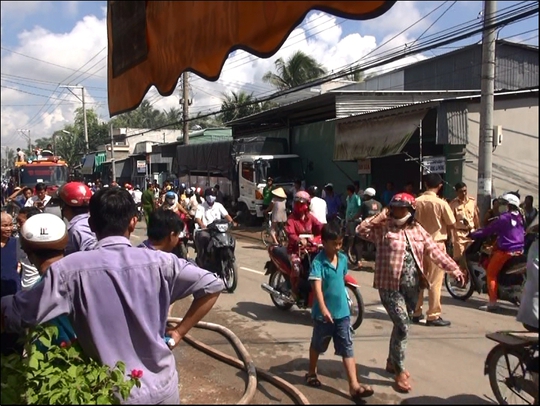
[111,2,538,141]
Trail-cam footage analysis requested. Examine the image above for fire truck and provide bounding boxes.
[10,150,69,194]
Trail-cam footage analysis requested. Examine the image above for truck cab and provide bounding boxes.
[237,154,304,219]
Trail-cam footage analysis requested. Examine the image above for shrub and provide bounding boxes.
[1,324,142,405]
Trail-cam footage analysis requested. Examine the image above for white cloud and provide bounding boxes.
[1,1,437,149]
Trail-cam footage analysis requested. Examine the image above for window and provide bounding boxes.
[241,162,254,182]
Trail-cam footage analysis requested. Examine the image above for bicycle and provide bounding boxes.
[261,215,287,247]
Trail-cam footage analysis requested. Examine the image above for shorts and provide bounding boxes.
[310,316,354,358]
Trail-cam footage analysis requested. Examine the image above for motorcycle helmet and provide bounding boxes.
[388,192,416,210]
[294,190,311,204]
[165,191,176,204]
[364,187,376,198]
[124,183,133,190]
[307,186,319,198]
[500,193,521,209]
[20,213,68,253]
[58,182,92,207]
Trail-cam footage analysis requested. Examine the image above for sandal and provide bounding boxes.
[385,361,410,378]
[350,384,374,400]
[305,373,322,388]
[394,372,412,393]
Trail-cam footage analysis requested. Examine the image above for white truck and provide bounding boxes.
[176,137,304,224]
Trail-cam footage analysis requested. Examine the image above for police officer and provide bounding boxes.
[449,182,480,260]
[58,182,97,255]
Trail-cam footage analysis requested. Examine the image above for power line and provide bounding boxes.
[112,3,538,141]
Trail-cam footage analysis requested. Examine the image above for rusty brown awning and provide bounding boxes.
[107,1,396,116]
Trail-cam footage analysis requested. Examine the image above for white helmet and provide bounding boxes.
[21,213,68,252]
[364,187,376,197]
[500,193,521,208]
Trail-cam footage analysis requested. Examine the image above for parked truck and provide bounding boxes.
[176,137,304,224]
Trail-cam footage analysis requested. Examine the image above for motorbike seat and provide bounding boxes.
[502,254,528,275]
[270,246,292,271]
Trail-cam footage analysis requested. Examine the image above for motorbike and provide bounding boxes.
[261,234,365,330]
[195,217,239,293]
[337,215,376,266]
[136,203,143,222]
[485,330,538,405]
[444,236,527,305]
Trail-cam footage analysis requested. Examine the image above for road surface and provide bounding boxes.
[130,223,523,404]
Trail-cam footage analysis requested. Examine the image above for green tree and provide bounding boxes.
[191,111,223,129]
[110,100,168,129]
[34,138,54,150]
[220,91,265,123]
[262,50,326,91]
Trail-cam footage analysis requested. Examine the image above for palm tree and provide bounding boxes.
[220,91,262,123]
[262,50,327,91]
[164,107,182,129]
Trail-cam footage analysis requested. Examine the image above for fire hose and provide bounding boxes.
[167,317,310,405]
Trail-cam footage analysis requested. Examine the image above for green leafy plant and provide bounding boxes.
[1,324,142,405]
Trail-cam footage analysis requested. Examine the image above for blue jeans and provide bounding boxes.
[310,316,354,358]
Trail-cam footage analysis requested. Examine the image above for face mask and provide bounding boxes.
[392,213,412,226]
[293,202,309,215]
[206,195,216,205]
[499,204,508,213]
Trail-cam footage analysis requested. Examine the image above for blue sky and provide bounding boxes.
[1,1,538,149]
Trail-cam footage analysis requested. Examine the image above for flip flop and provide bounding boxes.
[350,384,374,400]
[394,373,412,393]
[385,361,410,378]
[305,373,322,388]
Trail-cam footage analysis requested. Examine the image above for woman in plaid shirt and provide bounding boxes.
[357,193,464,393]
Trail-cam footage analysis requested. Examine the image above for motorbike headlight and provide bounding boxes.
[216,223,229,233]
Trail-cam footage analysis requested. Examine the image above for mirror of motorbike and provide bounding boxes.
[236,211,243,217]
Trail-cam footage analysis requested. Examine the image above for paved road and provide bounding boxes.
[130,223,523,404]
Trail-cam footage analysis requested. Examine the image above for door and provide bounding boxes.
[239,160,256,202]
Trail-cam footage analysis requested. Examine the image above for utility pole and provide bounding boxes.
[477,0,497,219]
[60,85,89,153]
[17,129,31,153]
[110,124,116,184]
[181,72,190,145]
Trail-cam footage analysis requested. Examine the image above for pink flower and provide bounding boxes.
[131,369,143,379]
[60,341,67,348]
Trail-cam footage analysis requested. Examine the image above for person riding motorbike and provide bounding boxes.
[162,191,190,219]
[284,191,324,302]
[58,182,97,256]
[194,188,235,261]
[470,193,526,312]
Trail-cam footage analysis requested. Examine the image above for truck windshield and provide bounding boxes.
[263,157,304,184]
[20,165,69,187]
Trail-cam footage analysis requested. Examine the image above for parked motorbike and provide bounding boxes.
[445,236,527,305]
[485,330,538,405]
[195,217,239,293]
[261,234,365,330]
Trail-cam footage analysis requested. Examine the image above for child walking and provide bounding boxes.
[306,222,374,400]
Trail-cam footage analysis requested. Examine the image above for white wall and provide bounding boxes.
[463,95,539,200]
[114,128,182,155]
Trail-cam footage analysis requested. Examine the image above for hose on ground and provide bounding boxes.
[167,317,310,405]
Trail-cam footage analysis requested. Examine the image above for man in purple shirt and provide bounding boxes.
[1,188,224,404]
[58,182,97,255]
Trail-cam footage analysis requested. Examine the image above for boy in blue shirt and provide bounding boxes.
[306,222,374,400]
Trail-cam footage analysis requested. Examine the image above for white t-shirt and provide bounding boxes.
[195,201,229,228]
[310,196,328,224]
[25,194,51,208]
[131,190,143,204]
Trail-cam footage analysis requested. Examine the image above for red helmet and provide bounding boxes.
[59,182,92,207]
[389,193,416,210]
[294,191,311,204]
[124,183,133,190]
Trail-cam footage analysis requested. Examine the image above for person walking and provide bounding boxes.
[142,183,156,224]
[357,193,463,393]
[412,174,456,327]
[308,186,327,225]
[450,182,480,260]
[306,222,374,400]
[264,187,288,245]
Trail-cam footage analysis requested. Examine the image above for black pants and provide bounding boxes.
[195,230,212,259]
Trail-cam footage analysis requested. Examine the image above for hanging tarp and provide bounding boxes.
[107,1,396,116]
[333,108,431,161]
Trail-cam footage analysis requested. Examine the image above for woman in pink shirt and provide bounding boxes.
[357,193,464,393]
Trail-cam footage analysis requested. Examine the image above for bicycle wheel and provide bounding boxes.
[488,344,536,405]
[261,228,273,247]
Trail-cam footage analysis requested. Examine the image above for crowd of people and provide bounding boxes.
[0,174,538,401]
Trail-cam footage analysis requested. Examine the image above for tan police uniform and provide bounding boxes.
[450,195,480,259]
[413,191,456,322]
